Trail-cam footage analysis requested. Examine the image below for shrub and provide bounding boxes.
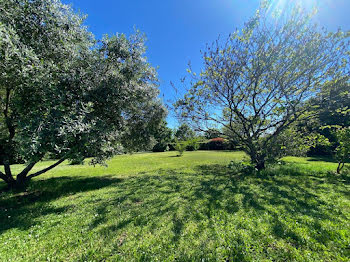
[152,142,170,152]
[208,138,227,150]
[174,141,187,156]
[186,138,201,151]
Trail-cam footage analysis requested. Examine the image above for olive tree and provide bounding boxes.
[175,5,349,169]
[0,0,165,188]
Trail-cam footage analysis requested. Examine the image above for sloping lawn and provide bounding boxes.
[0,151,349,261]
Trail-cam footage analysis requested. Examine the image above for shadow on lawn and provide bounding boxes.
[92,164,348,259]
[0,164,349,260]
[306,156,338,163]
[0,176,121,234]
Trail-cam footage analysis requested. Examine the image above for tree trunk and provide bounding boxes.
[1,158,64,190]
[337,162,344,174]
[0,172,15,188]
[248,151,266,171]
[0,173,28,190]
[12,176,29,190]
[255,159,266,171]
[0,159,16,188]
[0,175,22,190]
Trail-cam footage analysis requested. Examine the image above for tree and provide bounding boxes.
[0,0,165,188]
[152,120,172,152]
[175,4,349,170]
[306,78,350,155]
[174,123,195,141]
[317,80,350,127]
[334,127,350,174]
[204,128,222,139]
[267,123,330,159]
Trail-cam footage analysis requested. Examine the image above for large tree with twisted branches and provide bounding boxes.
[175,5,349,169]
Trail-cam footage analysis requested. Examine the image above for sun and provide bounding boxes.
[266,0,332,16]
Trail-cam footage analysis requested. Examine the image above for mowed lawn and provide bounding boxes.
[0,151,349,261]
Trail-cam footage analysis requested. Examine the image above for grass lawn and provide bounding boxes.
[0,151,349,261]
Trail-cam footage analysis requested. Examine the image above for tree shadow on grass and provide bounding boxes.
[0,176,121,234]
[82,164,349,260]
[307,156,350,164]
[306,156,338,163]
[1,163,349,260]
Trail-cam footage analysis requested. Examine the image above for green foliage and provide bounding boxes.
[268,125,331,159]
[185,137,201,151]
[173,124,198,155]
[174,140,187,156]
[0,151,349,261]
[174,123,195,141]
[175,4,349,170]
[152,121,172,152]
[316,79,350,128]
[0,0,165,185]
[69,156,85,166]
[334,127,350,173]
[204,128,222,139]
[302,78,350,156]
[173,137,201,155]
[208,137,228,150]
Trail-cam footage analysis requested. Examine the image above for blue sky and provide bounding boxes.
[64,0,350,128]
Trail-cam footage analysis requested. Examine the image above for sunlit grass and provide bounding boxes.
[0,151,349,261]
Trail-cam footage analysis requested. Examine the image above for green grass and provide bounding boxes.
[0,151,349,261]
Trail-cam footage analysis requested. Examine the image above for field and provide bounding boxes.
[0,151,349,261]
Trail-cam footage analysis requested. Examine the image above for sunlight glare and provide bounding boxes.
[266,0,333,17]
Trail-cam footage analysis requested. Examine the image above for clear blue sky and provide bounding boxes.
[64,0,350,128]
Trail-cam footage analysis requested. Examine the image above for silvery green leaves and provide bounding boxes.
[0,0,165,186]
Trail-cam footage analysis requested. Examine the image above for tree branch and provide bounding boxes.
[3,160,13,178]
[27,158,66,179]
[17,162,38,180]
[0,170,9,183]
